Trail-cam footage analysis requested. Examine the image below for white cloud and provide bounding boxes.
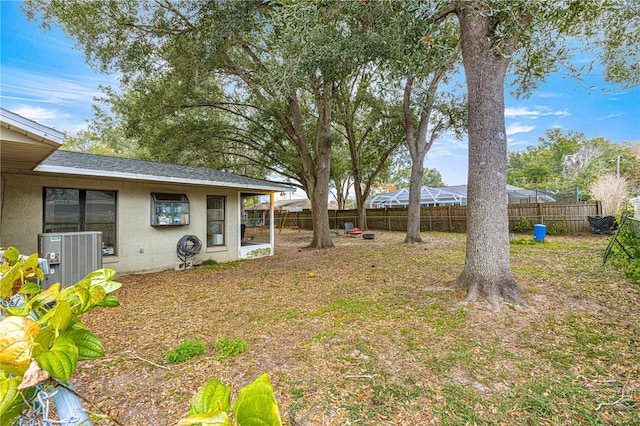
[505,106,570,119]
[506,123,536,136]
[8,104,88,134]
[542,109,570,117]
[10,105,68,123]
[1,66,105,105]
[504,107,540,118]
[534,92,564,99]
[598,112,623,120]
[0,66,118,133]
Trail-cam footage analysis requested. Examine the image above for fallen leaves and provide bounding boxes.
[69,231,639,425]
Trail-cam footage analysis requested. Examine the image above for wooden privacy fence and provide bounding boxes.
[292,201,601,234]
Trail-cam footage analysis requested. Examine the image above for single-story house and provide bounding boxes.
[0,107,293,278]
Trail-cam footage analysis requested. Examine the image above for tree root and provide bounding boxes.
[449,273,530,312]
[404,235,423,244]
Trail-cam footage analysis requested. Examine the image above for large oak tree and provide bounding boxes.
[434,0,638,308]
[25,0,368,249]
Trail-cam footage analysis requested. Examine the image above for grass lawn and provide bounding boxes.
[75,230,639,425]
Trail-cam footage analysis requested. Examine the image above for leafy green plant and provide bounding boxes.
[179,373,281,425]
[609,228,640,284]
[166,339,207,364]
[0,247,121,425]
[513,216,533,233]
[510,237,535,245]
[547,215,568,235]
[214,337,247,360]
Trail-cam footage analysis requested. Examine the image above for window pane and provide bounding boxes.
[86,191,116,223]
[43,224,79,233]
[86,223,116,256]
[44,188,79,223]
[44,188,117,256]
[207,196,225,246]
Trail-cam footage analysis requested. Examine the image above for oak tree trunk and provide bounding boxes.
[308,84,335,249]
[282,87,335,250]
[308,136,334,248]
[405,159,424,243]
[452,6,527,309]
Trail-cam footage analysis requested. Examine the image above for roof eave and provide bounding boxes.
[33,164,294,193]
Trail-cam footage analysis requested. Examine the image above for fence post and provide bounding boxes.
[538,203,544,225]
[447,206,452,231]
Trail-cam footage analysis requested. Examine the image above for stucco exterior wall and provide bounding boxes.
[0,173,251,275]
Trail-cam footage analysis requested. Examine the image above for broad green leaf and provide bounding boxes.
[22,254,41,278]
[58,286,81,309]
[2,307,30,317]
[96,294,120,308]
[189,378,231,415]
[73,284,92,313]
[87,269,121,294]
[89,285,107,307]
[0,266,21,299]
[178,411,232,426]
[35,337,78,384]
[18,282,42,295]
[62,328,104,361]
[33,326,56,355]
[27,283,60,311]
[0,376,25,426]
[34,266,45,283]
[233,374,282,426]
[1,247,20,264]
[49,300,72,333]
[85,268,116,284]
[0,316,40,376]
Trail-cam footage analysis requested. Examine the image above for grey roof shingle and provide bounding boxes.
[37,150,294,192]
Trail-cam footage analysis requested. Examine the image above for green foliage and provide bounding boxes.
[179,373,282,426]
[507,129,640,199]
[214,337,247,361]
[609,227,640,284]
[166,340,207,364]
[0,247,120,424]
[388,166,446,188]
[547,216,568,236]
[510,237,536,245]
[513,216,533,233]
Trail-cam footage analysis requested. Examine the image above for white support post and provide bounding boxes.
[270,192,275,250]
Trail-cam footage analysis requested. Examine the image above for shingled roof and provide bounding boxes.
[36,150,294,193]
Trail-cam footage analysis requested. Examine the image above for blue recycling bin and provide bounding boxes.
[533,224,546,242]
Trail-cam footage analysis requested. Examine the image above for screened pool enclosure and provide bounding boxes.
[367,186,467,208]
[366,185,555,208]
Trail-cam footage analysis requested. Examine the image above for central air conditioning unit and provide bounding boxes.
[38,232,103,289]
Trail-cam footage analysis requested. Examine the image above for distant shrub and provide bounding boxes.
[214,337,247,360]
[513,217,532,233]
[166,339,207,364]
[547,215,568,235]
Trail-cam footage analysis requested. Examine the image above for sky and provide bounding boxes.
[1,1,639,186]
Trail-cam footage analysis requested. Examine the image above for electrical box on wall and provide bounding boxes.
[38,232,103,289]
